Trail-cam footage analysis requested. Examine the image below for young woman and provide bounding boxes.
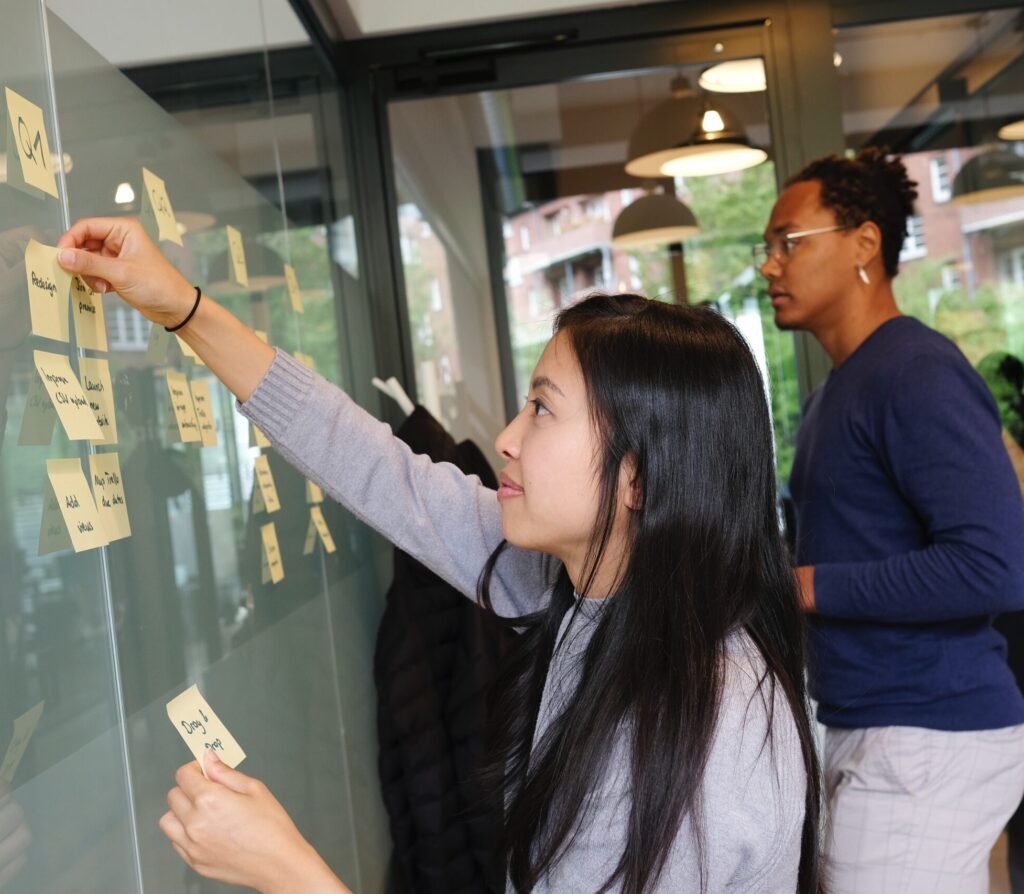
[58,217,823,893]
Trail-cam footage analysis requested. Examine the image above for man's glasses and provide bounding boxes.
[752,224,852,266]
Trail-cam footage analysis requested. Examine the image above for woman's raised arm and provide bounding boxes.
[57,217,275,402]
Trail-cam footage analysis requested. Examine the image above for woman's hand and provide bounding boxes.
[56,218,196,330]
[159,751,350,894]
[0,785,30,890]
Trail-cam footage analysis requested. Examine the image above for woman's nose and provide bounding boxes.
[495,414,521,461]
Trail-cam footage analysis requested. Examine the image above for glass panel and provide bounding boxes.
[2,1,392,891]
[389,43,803,481]
[836,12,1024,480]
[0,4,138,893]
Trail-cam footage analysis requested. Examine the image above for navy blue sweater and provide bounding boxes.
[790,316,1024,730]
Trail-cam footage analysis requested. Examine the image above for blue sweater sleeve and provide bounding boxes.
[814,351,1024,623]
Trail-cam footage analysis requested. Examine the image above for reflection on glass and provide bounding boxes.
[1,1,390,892]
[390,60,802,481]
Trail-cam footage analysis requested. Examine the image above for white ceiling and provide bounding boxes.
[322,0,659,39]
[47,0,310,68]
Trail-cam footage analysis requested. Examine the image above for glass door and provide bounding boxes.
[386,25,804,481]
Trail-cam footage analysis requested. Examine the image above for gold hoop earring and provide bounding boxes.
[857,265,871,285]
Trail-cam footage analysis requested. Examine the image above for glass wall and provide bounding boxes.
[388,33,803,480]
[0,2,391,892]
[835,11,1024,489]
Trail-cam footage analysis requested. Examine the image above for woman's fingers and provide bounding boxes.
[203,750,255,795]
[56,217,129,253]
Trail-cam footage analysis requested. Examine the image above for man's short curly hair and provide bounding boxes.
[787,147,918,278]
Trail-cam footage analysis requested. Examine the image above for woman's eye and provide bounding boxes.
[528,398,550,417]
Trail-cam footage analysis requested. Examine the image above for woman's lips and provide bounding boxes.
[497,474,523,501]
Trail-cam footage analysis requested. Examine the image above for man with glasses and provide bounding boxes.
[758,147,1024,893]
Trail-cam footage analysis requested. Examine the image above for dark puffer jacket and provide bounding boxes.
[375,407,514,894]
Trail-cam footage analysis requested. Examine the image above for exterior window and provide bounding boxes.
[519,225,531,251]
[900,215,927,262]
[929,156,951,203]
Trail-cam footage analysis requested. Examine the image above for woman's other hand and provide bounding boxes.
[0,784,30,890]
[159,751,350,894]
[56,218,196,330]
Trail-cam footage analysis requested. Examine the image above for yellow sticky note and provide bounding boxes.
[17,374,58,446]
[0,701,45,784]
[33,350,104,440]
[303,505,336,555]
[251,480,266,514]
[166,684,246,777]
[79,356,117,445]
[165,371,202,443]
[295,352,316,371]
[45,457,108,553]
[250,423,270,449]
[284,264,304,313]
[38,482,72,555]
[141,168,183,246]
[4,87,58,198]
[253,454,281,512]
[305,479,323,504]
[260,522,284,584]
[24,240,71,342]
[226,226,248,288]
[146,323,170,364]
[71,276,107,351]
[253,330,268,343]
[89,452,130,541]
[190,380,217,447]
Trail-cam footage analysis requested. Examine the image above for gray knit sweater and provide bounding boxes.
[240,350,807,893]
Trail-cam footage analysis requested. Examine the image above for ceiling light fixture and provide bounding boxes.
[611,192,700,249]
[625,76,767,179]
[951,148,1024,204]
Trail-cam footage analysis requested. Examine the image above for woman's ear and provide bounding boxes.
[619,455,643,511]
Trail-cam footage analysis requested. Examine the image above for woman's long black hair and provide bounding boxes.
[477,294,823,893]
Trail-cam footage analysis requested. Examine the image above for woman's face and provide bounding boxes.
[495,332,619,579]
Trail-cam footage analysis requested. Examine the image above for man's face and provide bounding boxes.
[759,180,859,332]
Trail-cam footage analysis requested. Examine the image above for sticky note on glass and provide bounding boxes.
[165,371,201,443]
[0,701,45,784]
[260,522,284,584]
[295,352,315,371]
[71,276,107,351]
[250,423,270,449]
[89,452,130,541]
[190,380,217,447]
[146,323,170,364]
[253,454,280,512]
[176,335,205,366]
[166,684,245,777]
[141,167,183,246]
[43,457,108,553]
[33,350,104,440]
[17,373,58,446]
[303,505,336,556]
[306,479,323,504]
[284,264,303,313]
[24,239,71,342]
[4,87,58,199]
[79,356,117,445]
[226,226,248,288]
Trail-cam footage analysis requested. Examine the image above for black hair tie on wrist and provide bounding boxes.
[165,286,202,333]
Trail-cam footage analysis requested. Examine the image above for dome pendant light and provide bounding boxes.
[611,191,699,249]
[951,148,1024,205]
[998,119,1024,141]
[625,76,767,179]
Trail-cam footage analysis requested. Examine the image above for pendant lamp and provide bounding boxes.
[699,59,766,94]
[611,192,699,249]
[950,148,1024,205]
[625,77,767,178]
[998,119,1024,141]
